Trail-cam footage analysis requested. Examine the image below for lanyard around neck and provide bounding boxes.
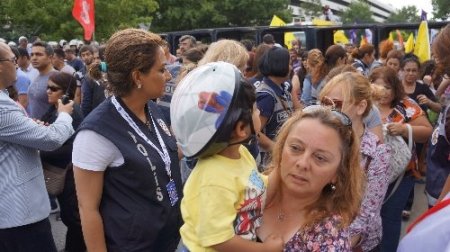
[111,96,172,179]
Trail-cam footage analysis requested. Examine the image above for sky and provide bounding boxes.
[387,0,434,18]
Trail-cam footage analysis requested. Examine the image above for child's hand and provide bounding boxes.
[263,234,284,252]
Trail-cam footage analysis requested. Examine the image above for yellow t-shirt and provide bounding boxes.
[180,146,268,252]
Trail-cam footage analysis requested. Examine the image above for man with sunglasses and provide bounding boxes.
[28,41,58,119]
[0,42,75,252]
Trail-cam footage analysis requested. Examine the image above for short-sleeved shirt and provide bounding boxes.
[14,69,31,95]
[407,82,438,113]
[28,69,58,119]
[180,146,267,251]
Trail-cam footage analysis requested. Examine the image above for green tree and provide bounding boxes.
[340,0,375,24]
[301,0,322,18]
[1,0,158,42]
[152,0,292,32]
[432,0,449,20]
[386,6,420,23]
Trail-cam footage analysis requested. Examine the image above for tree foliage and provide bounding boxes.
[432,0,449,20]
[386,6,420,23]
[151,0,292,32]
[1,0,158,42]
[301,0,323,18]
[340,0,375,24]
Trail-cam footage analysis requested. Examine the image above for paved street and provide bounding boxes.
[50,182,429,251]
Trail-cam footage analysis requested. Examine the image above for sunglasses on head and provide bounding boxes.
[47,85,62,92]
[320,96,344,111]
[303,105,352,128]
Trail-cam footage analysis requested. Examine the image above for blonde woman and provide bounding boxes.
[320,72,391,251]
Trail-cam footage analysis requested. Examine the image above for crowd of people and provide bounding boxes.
[0,24,449,252]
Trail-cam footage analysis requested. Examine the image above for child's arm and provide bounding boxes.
[211,234,283,252]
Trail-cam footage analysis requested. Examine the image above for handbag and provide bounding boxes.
[383,123,413,203]
[42,162,68,196]
[383,123,413,183]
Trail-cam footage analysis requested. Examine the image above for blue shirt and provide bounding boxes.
[14,69,31,95]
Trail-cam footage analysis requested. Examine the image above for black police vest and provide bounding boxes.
[256,81,293,140]
[78,98,182,252]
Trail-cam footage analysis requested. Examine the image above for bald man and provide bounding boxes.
[0,42,74,252]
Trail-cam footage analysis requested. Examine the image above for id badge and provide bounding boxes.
[166,179,179,206]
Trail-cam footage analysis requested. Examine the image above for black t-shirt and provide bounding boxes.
[407,82,437,112]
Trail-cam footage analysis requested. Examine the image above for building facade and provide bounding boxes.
[289,0,395,23]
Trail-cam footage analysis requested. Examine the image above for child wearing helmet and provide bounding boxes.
[171,61,283,251]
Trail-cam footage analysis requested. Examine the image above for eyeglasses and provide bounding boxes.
[303,105,352,128]
[0,57,17,64]
[320,96,344,111]
[47,85,62,92]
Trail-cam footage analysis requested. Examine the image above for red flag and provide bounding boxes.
[72,0,95,41]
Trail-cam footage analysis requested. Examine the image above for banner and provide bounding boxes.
[404,33,414,53]
[396,29,404,47]
[414,21,430,63]
[72,0,95,41]
[269,15,296,49]
[333,30,349,44]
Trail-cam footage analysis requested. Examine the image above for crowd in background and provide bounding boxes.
[0,24,449,252]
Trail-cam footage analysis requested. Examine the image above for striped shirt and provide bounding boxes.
[0,91,74,228]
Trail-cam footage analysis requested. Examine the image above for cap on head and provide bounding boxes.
[170,61,244,158]
[18,36,27,42]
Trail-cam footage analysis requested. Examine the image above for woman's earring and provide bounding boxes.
[137,82,142,89]
[330,183,336,191]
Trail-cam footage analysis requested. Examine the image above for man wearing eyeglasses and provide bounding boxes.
[0,42,75,252]
[28,41,58,119]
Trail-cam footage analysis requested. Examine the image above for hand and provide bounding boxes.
[422,75,432,86]
[386,122,406,137]
[263,234,284,252]
[417,94,429,106]
[57,99,74,115]
[33,118,49,126]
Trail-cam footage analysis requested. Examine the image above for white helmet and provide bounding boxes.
[59,39,67,47]
[171,61,250,158]
[69,39,78,46]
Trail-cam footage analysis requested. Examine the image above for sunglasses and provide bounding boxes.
[303,105,352,128]
[47,85,62,92]
[0,56,17,64]
[320,96,344,111]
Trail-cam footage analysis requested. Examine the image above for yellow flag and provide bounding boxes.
[404,33,414,53]
[333,30,349,44]
[388,32,394,42]
[414,21,430,63]
[269,15,296,49]
[270,15,286,27]
[312,18,335,26]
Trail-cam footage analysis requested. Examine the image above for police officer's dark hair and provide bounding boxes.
[259,47,290,77]
[54,48,65,59]
[32,41,54,56]
[18,48,29,59]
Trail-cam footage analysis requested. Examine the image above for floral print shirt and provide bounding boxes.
[384,97,424,177]
[349,129,392,251]
[284,214,351,252]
